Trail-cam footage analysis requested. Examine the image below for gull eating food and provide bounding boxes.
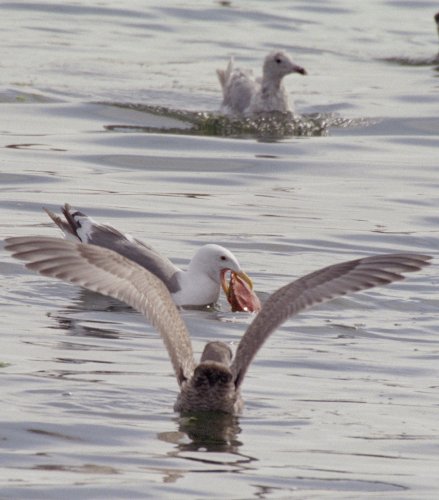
[44,204,257,310]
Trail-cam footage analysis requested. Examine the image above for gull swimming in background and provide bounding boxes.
[217,50,306,116]
[44,204,258,310]
[435,12,439,61]
[5,236,431,414]
[383,11,439,65]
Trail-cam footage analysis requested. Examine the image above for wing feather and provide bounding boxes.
[231,253,431,388]
[5,236,195,385]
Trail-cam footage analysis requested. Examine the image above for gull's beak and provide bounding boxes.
[222,270,261,313]
[236,270,254,289]
[293,64,307,75]
[221,270,253,296]
[221,268,231,296]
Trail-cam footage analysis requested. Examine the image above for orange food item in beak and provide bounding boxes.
[222,270,261,313]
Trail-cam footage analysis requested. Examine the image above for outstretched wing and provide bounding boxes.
[231,253,431,388]
[5,236,195,385]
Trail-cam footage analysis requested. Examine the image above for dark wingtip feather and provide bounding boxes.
[61,203,82,237]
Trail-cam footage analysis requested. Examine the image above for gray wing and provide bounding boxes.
[46,205,181,293]
[222,69,257,114]
[4,236,195,385]
[88,227,181,294]
[231,253,432,388]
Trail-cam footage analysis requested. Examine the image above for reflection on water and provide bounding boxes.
[156,413,260,481]
[51,315,122,340]
[177,413,242,451]
[160,413,244,452]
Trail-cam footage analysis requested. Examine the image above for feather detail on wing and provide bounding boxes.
[4,236,195,385]
[231,253,432,388]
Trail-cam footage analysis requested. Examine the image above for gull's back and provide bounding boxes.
[217,58,258,115]
[175,340,242,414]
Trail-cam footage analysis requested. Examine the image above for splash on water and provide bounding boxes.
[103,103,372,140]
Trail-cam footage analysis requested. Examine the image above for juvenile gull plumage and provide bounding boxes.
[44,204,254,308]
[5,236,431,414]
[217,50,306,116]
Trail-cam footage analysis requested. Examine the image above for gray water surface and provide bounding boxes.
[0,1,438,498]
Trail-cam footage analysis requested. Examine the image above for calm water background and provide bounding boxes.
[0,1,438,498]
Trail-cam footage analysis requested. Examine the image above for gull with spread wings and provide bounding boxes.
[5,236,431,414]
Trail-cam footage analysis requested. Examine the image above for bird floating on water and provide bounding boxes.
[217,50,306,116]
[5,236,431,414]
[383,11,439,65]
[44,204,259,311]
[435,12,439,61]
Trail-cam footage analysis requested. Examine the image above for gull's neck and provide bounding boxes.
[261,73,283,93]
[174,267,219,306]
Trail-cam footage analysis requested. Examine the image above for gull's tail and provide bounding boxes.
[216,57,234,95]
[44,203,88,242]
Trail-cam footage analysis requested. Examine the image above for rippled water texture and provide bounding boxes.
[0,1,438,498]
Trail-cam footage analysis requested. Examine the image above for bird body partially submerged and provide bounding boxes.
[44,204,257,310]
[217,51,306,116]
[5,235,431,415]
[176,362,239,414]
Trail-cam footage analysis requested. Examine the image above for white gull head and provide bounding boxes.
[174,244,243,307]
[262,50,307,84]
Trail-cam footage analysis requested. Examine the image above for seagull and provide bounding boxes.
[5,236,431,414]
[43,204,255,309]
[217,50,306,116]
[383,12,439,65]
[435,12,439,60]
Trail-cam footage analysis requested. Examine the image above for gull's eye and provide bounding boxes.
[275,57,282,64]
[220,255,227,261]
